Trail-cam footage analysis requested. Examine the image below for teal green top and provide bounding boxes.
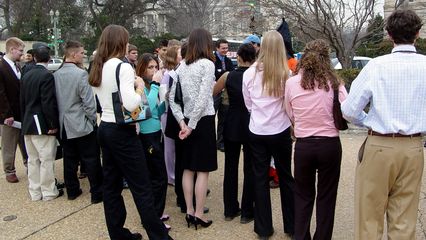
[138,84,166,134]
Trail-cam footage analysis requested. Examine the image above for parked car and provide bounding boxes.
[47,58,63,72]
[231,58,238,68]
[332,56,372,70]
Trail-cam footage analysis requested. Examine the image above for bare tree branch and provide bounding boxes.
[261,0,378,69]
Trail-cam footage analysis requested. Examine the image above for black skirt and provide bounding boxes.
[182,115,217,172]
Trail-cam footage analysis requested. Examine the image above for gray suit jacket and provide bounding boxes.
[54,63,96,139]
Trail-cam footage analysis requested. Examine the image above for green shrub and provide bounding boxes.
[336,68,361,91]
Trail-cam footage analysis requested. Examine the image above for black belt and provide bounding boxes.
[368,130,421,138]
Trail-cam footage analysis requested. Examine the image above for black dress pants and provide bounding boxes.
[223,139,254,218]
[98,122,167,240]
[139,131,168,218]
[249,128,295,237]
[214,94,228,148]
[62,128,103,198]
[294,137,342,240]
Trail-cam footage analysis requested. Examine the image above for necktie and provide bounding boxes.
[15,63,21,80]
[221,59,226,71]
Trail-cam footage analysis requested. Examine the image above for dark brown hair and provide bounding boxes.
[215,38,228,48]
[64,40,83,58]
[185,28,215,65]
[164,45,180,70]
[180,42,188,60]
[297,39,342,91]
[386,9,423,44]
[237,43,256,63]
[135,53,158,86]
[89,25,129,87]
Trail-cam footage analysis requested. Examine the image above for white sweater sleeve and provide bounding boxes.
[119,63,141,112]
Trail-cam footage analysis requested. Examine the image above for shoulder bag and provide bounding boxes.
[333,89,348,130]
[112,62,151,124]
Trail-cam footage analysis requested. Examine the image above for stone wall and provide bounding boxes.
[384,0,426,38]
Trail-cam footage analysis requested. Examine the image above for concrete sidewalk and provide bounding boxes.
[0,133,425,240]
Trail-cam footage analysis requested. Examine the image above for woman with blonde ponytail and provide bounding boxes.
[242,30,295,240]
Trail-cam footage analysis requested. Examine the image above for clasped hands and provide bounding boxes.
[178,120,192,140]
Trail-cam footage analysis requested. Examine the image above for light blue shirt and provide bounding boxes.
[138,84,165,134]
[341,45,426,135]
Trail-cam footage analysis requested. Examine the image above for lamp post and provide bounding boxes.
[49,10,59,58]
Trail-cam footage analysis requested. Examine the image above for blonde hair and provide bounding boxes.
[5,37,25,53]
[164,45,180,70]
[167,39,182,48]
[256,30,289,97]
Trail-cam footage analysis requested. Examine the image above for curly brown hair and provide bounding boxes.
[296,39,342,91]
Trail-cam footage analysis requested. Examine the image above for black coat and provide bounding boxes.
[20,65,59,135]
[214,52,234,80]
[0,59,22,123]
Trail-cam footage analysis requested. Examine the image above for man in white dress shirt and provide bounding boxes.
[342,9,426,240]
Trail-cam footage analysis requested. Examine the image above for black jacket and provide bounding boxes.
[20,65,59,135]
[214,52,234,80]
[0,59,22,122]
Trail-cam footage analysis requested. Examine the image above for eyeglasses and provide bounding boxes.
[148,65,158,69]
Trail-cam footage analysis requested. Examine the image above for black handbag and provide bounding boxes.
[174,75,184,108]
[112,62,151,124]
[333,89,348,130]
[164,73,183,139]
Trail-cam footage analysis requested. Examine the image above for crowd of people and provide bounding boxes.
[0,9,425,240]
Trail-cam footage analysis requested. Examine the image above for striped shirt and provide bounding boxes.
[341,45,426,135]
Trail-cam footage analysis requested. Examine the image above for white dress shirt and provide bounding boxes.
[3,55,21,80]
[341,45,426,135]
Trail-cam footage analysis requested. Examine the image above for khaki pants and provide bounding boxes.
[24,135,59,201]
[355,135,424,240]
[1,125,27,175]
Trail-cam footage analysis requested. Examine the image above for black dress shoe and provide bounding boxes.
[68,189,83,200]
[194,217,212,230]
[130,232,142,240]
[55,178,65,189]
[225,209,241,221]
[57,189,64,198]
[240,216,254,224]
[91,195,103,204]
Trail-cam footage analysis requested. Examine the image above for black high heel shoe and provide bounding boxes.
[185,214,195,228]
[194,217,213,230]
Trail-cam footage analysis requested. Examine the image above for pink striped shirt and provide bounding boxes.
[284,73,348,138]
[242,63,291,135]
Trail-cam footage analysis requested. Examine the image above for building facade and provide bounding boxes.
[384,0,426,38]
[139,0,280,41]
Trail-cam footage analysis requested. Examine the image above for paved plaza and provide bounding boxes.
[1,132,426,240]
